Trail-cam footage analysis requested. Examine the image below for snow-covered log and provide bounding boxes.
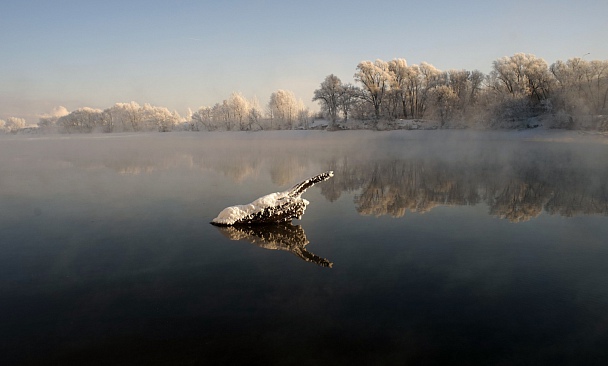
[211,171,334,226]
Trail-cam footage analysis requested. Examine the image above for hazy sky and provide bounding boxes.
[2,0,607,123]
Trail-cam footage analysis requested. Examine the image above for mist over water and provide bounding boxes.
[1,131,608,364]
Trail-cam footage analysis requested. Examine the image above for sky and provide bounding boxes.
[1,0,607,124]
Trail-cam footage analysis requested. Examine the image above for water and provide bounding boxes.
[1,131,608,365]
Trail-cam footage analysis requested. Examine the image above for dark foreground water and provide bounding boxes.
[1,131,608,365]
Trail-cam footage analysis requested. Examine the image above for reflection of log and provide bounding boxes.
[215,224,333,268]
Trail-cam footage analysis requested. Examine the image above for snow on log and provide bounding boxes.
[211,171,334,226]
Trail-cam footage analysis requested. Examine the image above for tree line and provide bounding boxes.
[314,54,608,130]
[27,90,312,134]
[189,90,310,131]
[1,52,606,134]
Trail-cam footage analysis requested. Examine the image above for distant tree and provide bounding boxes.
[312,74,343,126]
[247,96,263,130]
[229,92,251,130]
[185,108,194,123]
[141,104,180,132]
[418,62,443,117]
[429,85,458,126]
[208,101,233,130]
[354,60,392,122]
[36,106,68,133]
[57,108,103,133]
[388,58,409,118]
[338,83,360,122]
[99,109,115,132]
[1,117,25,133]
[191,106,214,131]
[297,107,311,129]
[490,53,552,103]
[446,70,470,104]
[268,89,302,129]
[468,70,485,104]
[402,64,422,118]
[557,59,608,115]
[581,60,608,114]
[437,69,486,124]
[108,102,144,132]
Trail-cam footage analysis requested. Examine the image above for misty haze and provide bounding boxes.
[1,130,607,364]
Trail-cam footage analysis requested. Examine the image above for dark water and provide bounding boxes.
[1,131,608,365]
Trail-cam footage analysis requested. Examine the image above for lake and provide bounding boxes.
[1,130,608,365]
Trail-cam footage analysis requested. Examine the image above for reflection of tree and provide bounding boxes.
[355,164,410,217]
[488,180,547,222]
[354,160,482,218]
[68,136,608,223]
[320,157,368,202]
[215,224,333,268]
[215,157,261,182]
[325,149,608,222]
[269,156,307,186]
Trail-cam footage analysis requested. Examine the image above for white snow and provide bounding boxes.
[211,170,334,225]
[211,191,309,225]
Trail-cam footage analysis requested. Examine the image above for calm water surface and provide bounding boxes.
[1,131,608,365]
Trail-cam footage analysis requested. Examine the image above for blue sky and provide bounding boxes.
[2,0,607,123]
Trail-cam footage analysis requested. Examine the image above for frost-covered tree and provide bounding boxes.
[105,102,145,132]
[434,69,486,124]
[247,96,263,130]
[337,83,360,122]
[484,54,554,127]
[429,85,458,126]
[141,104,180,132]
[191,106,214,131]
[383,60,440,120]
[312,74,343,125]
[551,58,608,116]
[354,59,392,121]
[186,108,194,123]
[36,106,68,133]
[212,100,233,130]
[2,117,26,133]
[268,89,302,129]
[418,62,443,116]
[57,108,103,133]
[580,60,608,115]
[490,53,552,102]
[468,70,485,104]
[446,70,470,104]
[402,64,423,118]
[388,58,410,118]
[229,92,251,130]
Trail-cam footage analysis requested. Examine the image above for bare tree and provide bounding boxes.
[429,85,458,126]
[312,74,343,127]
[338,83,360,122]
